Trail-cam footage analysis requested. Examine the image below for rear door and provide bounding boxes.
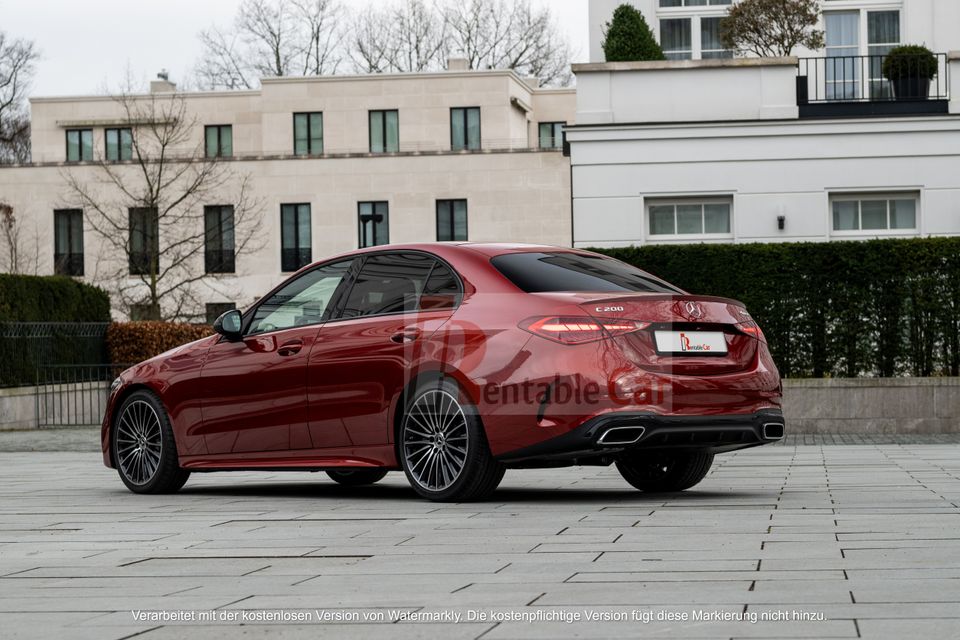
[306,253,460,449]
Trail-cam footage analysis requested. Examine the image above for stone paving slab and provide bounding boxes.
[1,445,960,639]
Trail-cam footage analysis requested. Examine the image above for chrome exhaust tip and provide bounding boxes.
[762,423,785,440]
[598,426,646,446]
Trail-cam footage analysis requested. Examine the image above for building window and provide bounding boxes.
[105,127,133,161]
[129,303,160,321]
[539,122,565,149]
[660,0,731,6]
[205,302,236,324]
[369,110,399,153]
[128,207,159,276]
[204,205,236,274]
[436,199,467,241]
[293,112,323,156]
[825,11,860,100]
[700,17,733,59]
[205,125,233,158]
[65,129,93,162]
[280,203,312,272]
[450,107,480,151]
[831,194,917,233]
[660,19,692,60]
[648,199,732,238]
[53,209,84,276]
[867,11,900,98]
[358,201,389,248]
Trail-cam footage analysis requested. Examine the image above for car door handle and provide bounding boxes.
[278,339,303,356]
[390,327,422,343]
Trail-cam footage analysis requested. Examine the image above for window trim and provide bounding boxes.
[65,128,93,162]
[368,109,399,153]
[828,191,919,237]
[435,199,468,242]
[204,124,233,158]
[645,197,734,242]
[450,106,481,151]
[280,203,313,273]
[293,111,323,156]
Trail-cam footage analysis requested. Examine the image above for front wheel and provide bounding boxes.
[616,451,714,493]
[326,468,388,486]
[112,390,190,494]
[399,379,504,502]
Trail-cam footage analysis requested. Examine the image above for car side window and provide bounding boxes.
[247,260,352,335]
[418,262,461,310]
[340,253,434,319]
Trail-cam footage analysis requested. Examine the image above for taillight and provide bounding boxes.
[737,321,767,343]
[521,316,650,345]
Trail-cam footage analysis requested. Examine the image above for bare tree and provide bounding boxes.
[350,0,447,74]
[196,0,345,90]
[62,91,263,321]
[443,0,572,86]
[720,0,824,58]
[0,31,38,163]
[0,202,43,275]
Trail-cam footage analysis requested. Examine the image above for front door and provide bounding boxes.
[200,259,355,455]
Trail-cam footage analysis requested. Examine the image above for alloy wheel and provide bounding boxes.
[116,399,163,486]
[402,389,469,492]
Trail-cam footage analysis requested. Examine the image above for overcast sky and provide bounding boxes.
[4,0,589,98]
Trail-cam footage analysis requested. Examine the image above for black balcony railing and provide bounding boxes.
[281,247,312,272]
[204,249,236,274]
[54,253,84,277]
[797,53,949,117]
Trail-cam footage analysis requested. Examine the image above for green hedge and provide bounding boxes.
[595,238,960,378]
[0,274,110,322]
[0,275,111,386]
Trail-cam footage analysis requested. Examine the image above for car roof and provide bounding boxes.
[308,242,589,266]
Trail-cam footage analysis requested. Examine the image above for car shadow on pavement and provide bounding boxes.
[171,480,772,503]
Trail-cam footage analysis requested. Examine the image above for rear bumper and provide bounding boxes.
[496,410,785,464]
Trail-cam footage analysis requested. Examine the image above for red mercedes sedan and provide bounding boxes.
[102,243,783,502]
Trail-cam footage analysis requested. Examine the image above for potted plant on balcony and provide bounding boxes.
[882,45,939,100]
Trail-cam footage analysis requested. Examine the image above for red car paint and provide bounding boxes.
[102,243,782,472]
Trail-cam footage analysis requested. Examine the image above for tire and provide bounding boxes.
[112,389,190,494]
[398,378,505,502]
[326,468,389,486]
[616,451,714,493]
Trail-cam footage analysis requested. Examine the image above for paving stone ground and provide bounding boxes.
[2,439,960,639]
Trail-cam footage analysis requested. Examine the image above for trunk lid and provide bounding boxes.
[569,292,759,375]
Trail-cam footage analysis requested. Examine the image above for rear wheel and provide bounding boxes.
[399,379,504,502]
[326,468,388,486]
[112,390,190,494]
[616,451,714,493]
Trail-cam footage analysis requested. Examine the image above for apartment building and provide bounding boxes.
[0,65,575,320]
[572,0,960,248]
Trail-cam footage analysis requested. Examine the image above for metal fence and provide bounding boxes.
[35,364,123,428]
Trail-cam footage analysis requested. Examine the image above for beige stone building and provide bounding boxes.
[0,65,575,320]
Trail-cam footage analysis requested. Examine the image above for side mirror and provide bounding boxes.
[213,309,243,341]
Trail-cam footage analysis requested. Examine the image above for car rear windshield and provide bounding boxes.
[490,252,681,294]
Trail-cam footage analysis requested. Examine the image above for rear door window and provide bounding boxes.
[418,262,461,310]
[340,253,435,318]
[490,252,680,294]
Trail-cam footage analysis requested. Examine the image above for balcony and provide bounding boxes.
[797,53,950,118]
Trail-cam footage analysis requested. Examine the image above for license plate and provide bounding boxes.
[654,331,727,355]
